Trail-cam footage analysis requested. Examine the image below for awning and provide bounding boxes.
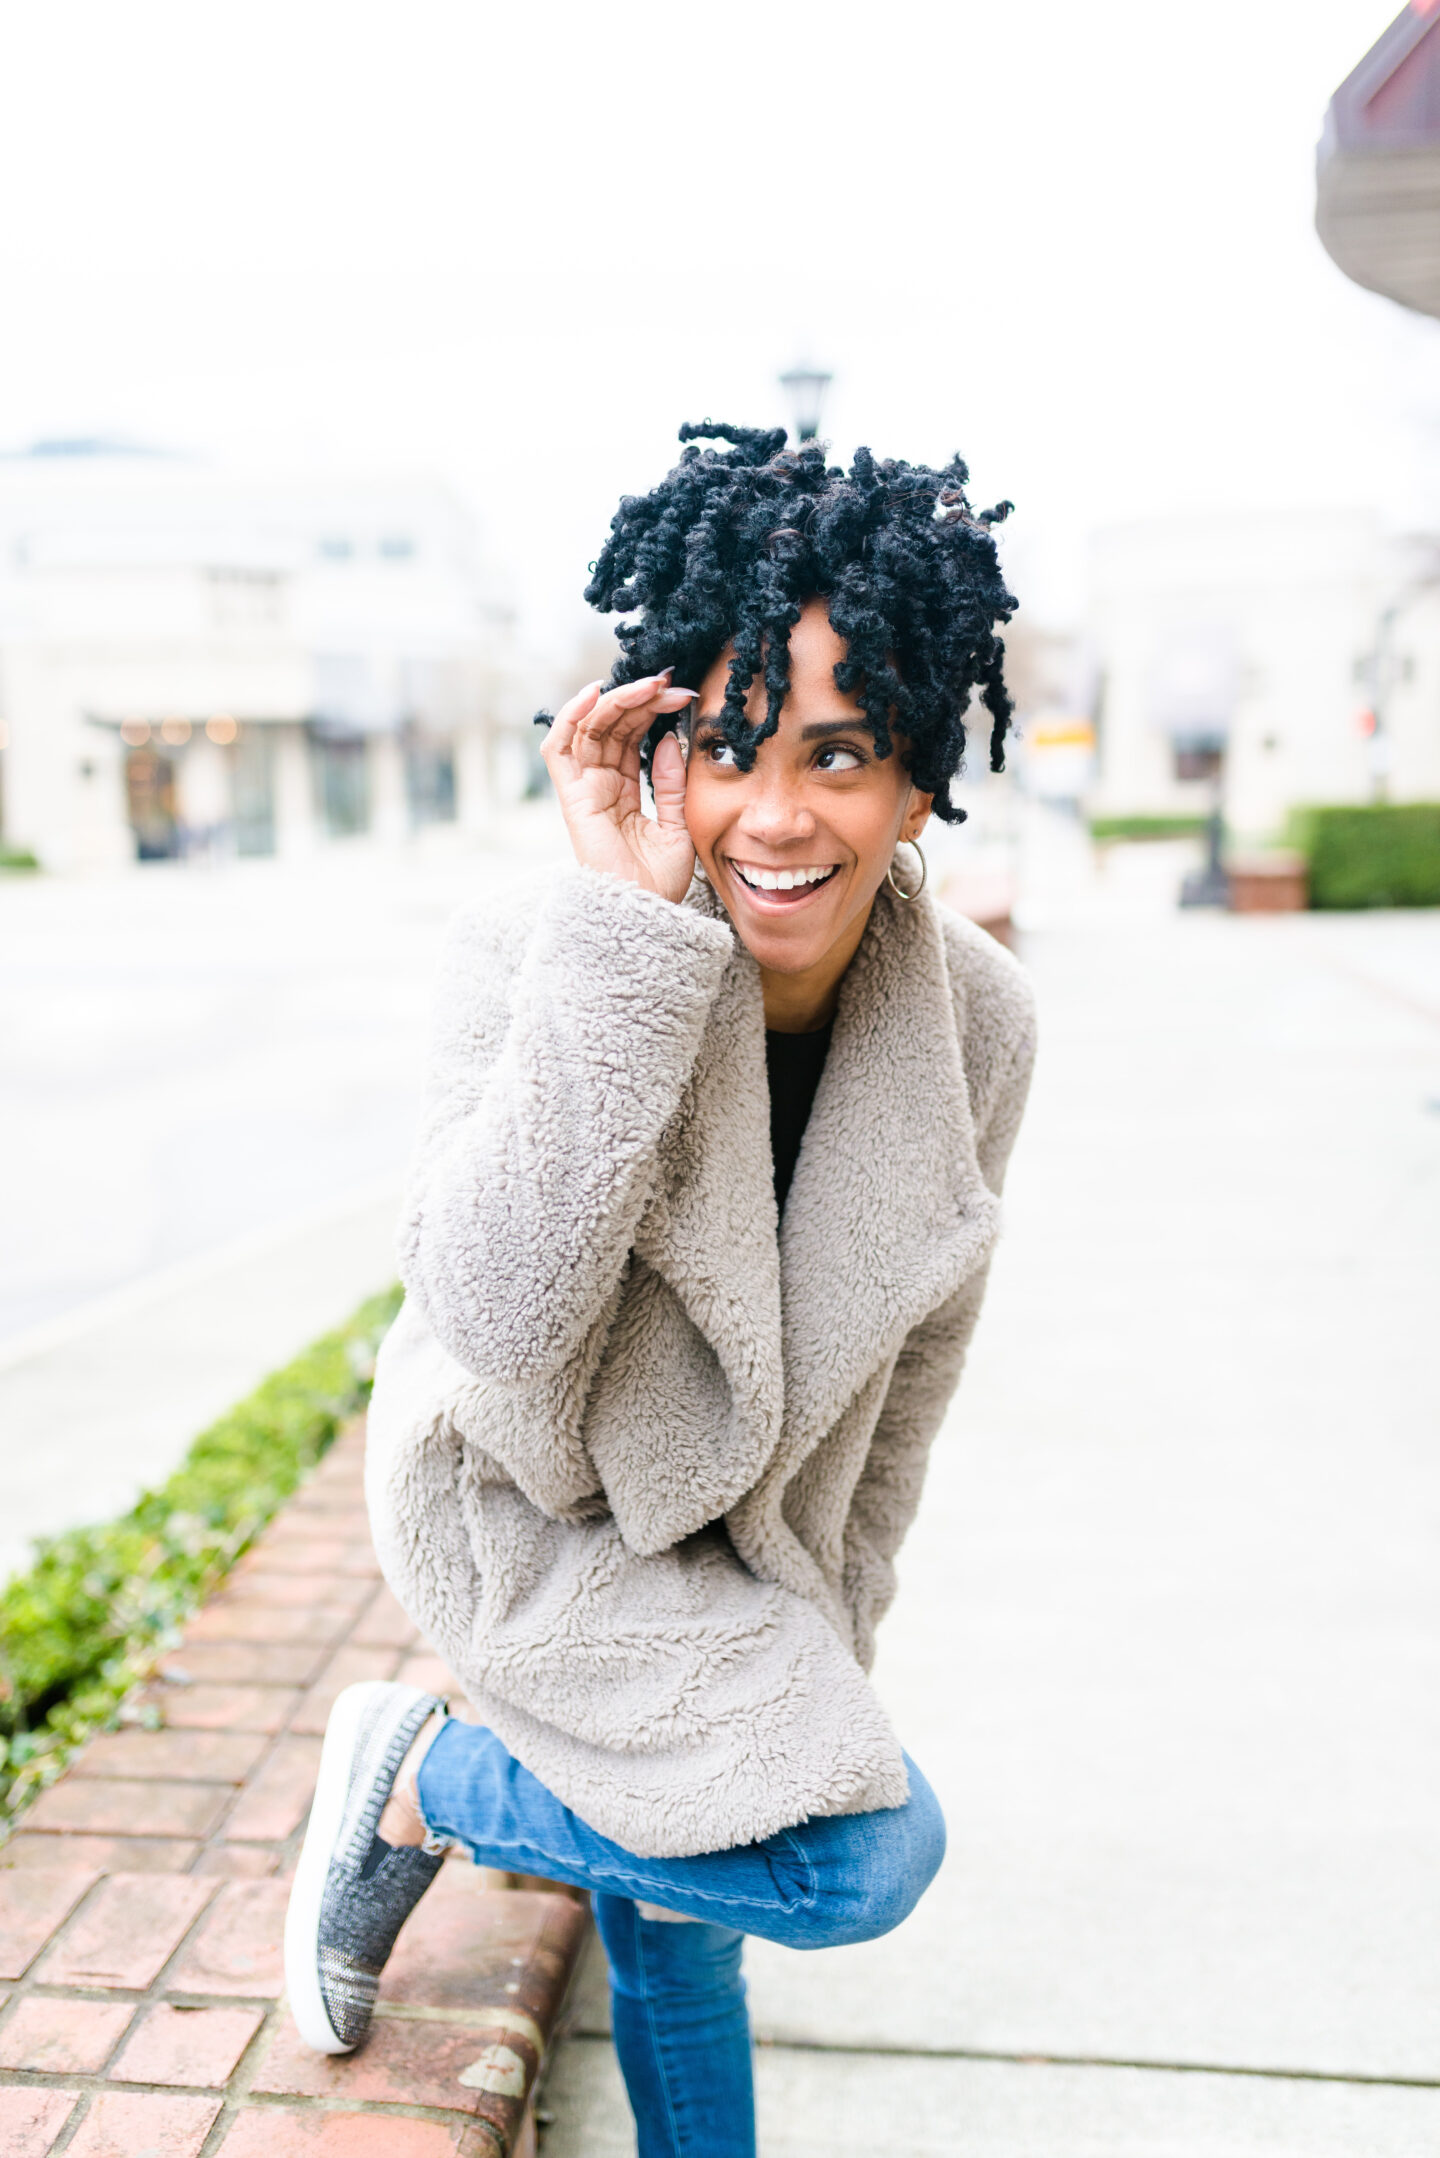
[1316,1,1440,319]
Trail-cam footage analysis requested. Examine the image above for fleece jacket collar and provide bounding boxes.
[636,876,1000,1490]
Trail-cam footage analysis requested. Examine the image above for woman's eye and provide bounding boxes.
[815,745,863,772]
[701,739,738,767]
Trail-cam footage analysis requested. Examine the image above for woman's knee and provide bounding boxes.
[803,1764,947,1948]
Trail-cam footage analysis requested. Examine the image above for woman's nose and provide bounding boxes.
[736,775,815,844]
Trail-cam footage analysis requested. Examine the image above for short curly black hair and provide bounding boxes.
[546,420,1016,824]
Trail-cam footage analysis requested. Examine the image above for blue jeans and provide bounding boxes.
[415,1721,945,2158]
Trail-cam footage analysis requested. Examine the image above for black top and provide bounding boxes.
[765,1021,834,1216]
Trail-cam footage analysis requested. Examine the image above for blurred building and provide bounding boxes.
[0,443,538,871]
[1085,510,1440,841]
[1317,0,1440,320]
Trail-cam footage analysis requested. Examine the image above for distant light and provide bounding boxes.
[206,715,239,745]
[160,717,192,746]
[1029,719,1096,749]
[120,718,151,746]
[779,361,833,443]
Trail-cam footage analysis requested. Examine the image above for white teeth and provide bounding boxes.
[734,864,835,891]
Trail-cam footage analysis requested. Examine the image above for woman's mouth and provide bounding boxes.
[724,861,840,908]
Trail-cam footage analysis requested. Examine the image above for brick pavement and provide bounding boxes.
[0,1425,590,2157]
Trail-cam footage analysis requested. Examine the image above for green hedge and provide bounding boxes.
[0,1283,402,1837]
[0,846,40,872]
[1290,804,1440,910]
[1088,815,1209,842]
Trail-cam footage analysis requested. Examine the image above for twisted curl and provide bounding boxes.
[541,420,1016,823]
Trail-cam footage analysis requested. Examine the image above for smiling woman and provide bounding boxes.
[537,422,1016,1028]
[683,598,935,1031]
[286,423,1037,2158]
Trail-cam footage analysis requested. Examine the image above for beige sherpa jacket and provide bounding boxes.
[365,864,1035,1858]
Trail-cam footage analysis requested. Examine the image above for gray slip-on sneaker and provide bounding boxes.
[284,1679,449,2054]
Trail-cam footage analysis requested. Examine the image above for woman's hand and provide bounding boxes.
[541,673,697,903]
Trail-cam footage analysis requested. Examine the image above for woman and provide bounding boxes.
[284,423,1036,2156]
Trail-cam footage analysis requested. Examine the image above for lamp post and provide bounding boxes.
[779,361,832,443]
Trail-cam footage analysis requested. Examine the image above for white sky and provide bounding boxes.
[0,0,1435,667]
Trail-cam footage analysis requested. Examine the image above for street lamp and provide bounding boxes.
[779,361,833,443]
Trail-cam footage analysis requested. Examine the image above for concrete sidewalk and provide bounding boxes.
[548,907,1440,2154]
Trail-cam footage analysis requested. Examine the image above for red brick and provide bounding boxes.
[166,1880,288,1998]
[263,1506,372,1541]
[239,1538,379,1579]
[140,1684,302,1734]
[297,1447,366,1495]
[307,1429,365,1469]
[0,1995,133,2074]
[111,2002,264,2087]
[63,2090,220,2158]
[0,1868,98,1980]
[183,1603,354,1647]
[218,2113,483,2155]
[220,1737,321,1843]
[191,1844,279,1879]
[381,1872,554,2015]
[311,1459,367,1490]
[253,2010,537,2113]
[348,1586,419,1649]
[25,1778,230,1840]
[75,1729,268,1783]
[37,1873,217,1990]
[159,1643,320,1688]
[220,1572,373,1612]
[395,1652,460,1698]
[298,1491,369,1519]
[1,1835,200,1875]
[0,2086,80,2157]
[288,1645,404,1736]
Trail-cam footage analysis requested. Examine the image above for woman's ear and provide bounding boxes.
[901,793,934,844]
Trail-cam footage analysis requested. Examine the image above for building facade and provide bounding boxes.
[0,446,537,872]
[1085,509,1440,841]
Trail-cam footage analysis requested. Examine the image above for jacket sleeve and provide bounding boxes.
[843,954,1037,1665]
[400,868,735,1388]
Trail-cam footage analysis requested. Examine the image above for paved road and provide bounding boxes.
[545,903,1440,2154]
[0,821,565,1579]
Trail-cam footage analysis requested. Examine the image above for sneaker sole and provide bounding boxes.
[283,1678,388,2054]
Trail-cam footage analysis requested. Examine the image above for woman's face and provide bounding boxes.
[683,598,932,982]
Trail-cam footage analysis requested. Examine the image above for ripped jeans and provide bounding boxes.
[415,1720,946,2158]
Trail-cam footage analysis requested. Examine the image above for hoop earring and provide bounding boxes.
[886,839,927,902]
